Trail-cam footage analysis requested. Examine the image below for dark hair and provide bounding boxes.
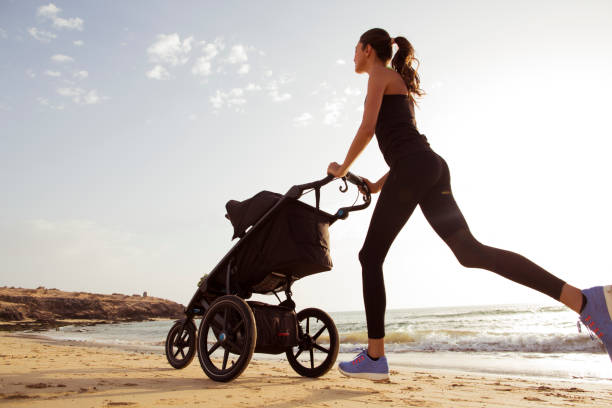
[359,28,425,104]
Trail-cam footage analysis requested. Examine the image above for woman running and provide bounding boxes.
[326,27,612,381]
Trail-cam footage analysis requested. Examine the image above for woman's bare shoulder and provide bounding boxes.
[376,67,408,94]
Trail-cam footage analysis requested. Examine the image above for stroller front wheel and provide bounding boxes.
[286,308,339,378]
[197,295,257,382]
[165,319,197,369]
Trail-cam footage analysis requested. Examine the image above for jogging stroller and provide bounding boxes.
[164,172,371,382]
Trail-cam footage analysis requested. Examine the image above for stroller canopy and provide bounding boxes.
[225,190,283,240]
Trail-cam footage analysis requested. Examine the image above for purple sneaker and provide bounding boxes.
[338,349,389,380]
[578,285,612,362]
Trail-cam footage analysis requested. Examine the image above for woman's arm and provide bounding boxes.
[338,125,373,174]
[338,74,386,174]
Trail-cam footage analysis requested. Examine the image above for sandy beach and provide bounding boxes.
[1,333,611,407]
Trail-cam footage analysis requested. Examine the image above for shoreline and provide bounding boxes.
[0,317,176,332]
[11,332,612,384]
[1,333,611,407]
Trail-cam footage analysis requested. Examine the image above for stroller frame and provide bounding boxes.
[165,172,371,382]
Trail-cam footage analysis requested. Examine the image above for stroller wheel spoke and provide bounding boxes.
[294,347,304,359]
[209,340,221,355]
[179,347,186,359]
[173,348,181,358]
[309,349,314,369]
[312,343,329,354]
[312,326,326,341]
[228,319,244,335]
[225,339,241,353]
[223,308,228,331]
[212,316,224,331]
[306,317,310,334]
[222,348,230,370]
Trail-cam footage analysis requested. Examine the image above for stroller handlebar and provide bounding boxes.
[285,171,371,220]
[343,171,366,190]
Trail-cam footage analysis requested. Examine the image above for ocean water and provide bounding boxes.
[32,303,612,382]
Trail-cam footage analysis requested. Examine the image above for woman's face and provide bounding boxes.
[354,41,368,74]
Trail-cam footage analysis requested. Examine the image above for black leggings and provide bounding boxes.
[359,150,567,339]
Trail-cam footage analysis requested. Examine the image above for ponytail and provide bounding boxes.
[391,36,425,105]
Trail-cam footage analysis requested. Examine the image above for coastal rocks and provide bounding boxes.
[0,287,184,326]
[0,301,28,321]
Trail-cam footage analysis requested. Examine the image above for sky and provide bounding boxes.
[1,0,612,313]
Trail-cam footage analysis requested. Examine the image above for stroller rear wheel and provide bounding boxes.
[197,295,257,382]
[286,308,339,377]
[165,319,197,369]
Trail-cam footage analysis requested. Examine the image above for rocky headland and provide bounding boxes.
[0,286,184,330]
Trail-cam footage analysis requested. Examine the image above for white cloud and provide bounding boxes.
[188,113,197,121]
[26,69,36,78]
[73,70,88,79]
[28,27,56,42]
[37,3,60,19]
[191,57,212,76]
[269,89,291,102]
[37,3,84,31]
[336,59,346,65]
[311,81,330,95]
[237,64,250,75]
[191,39,224,77]
[54,16,83,30]
[82,90,100,105]
[36,96,64,110]
[344,87,361,96]
[57,87,106,105]
[210,88,246,110]
[264,70,273,77]
[293,112,313,127]
[44,70,61,77]
[73,40,84,46]
[147,33,193,66]
[57,87,82,97]
[201,41,221,59]
[226,44,248,64]
[146,65,170,80]
[209,92,222,109]
[277,73,295,85]
[51,54,74,63]
[245,83,261,91]
[0,28,7,39]
[264,73,294,102]
[323,97,347,126]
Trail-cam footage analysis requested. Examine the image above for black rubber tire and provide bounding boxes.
[286,308,339,378]
[197,295,256,382]
[165,319,197,369]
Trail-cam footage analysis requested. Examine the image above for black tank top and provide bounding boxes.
[373,94,432,167]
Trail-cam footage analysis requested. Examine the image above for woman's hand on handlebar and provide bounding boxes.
[359,177,380,195]
[327,161,348,178]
